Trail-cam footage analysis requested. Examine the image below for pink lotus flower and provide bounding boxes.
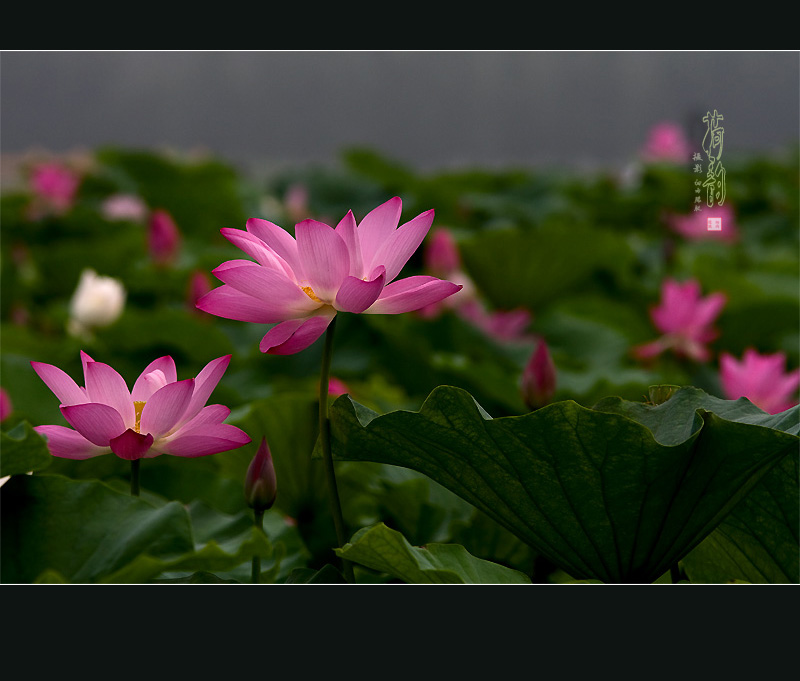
[31,352,250,460]
[641,121,690,163]
[197,197,462,355]
[148,209,182,265]
[30,161,80,213]
[634,278,726,362]
[720,348,800,414]
[667,203,738,243]
[521,338,557,410]
[418,228,533,343]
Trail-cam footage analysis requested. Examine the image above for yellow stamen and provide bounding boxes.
[134,401,146,433]
[301,285,322,303]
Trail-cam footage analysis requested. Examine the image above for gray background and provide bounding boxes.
[2,51,798,174]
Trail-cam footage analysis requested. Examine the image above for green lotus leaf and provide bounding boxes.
[595,388,799,583]
[0,421,52,478]
[335,522,531,584]
[325,385,798,583]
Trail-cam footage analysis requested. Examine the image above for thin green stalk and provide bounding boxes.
[319,316,355,583]
[252,508,265,584]
[130,459,140,496]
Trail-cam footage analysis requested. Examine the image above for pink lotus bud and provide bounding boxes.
[284,183,310,223]
[245,438,277,512]
[328,376,350,397]
[0,388,12,422]
[148,209,181,265]
[425,228,461,275]
[521,338,557,410]
[186,270,213,313]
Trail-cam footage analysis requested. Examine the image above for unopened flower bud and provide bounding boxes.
[0,387,12,422]
[68,268,126,335]
[148,209,181,265]
[521,338,557,410]
[425,228,461,276]
[245,438,277,512]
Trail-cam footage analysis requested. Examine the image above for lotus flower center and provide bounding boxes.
[134,400,146,433]
[301,285,322,303]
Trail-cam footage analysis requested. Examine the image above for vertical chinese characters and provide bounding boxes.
[701,110,726,207]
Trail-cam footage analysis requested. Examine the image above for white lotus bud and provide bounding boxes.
[68,269,126,335]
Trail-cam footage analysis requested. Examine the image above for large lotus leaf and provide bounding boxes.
[335,522,531,584]
[324,386,798,583]
[458,220,634,311]
[594,388,799,583]
[1,474,194,583]
[1,474,284,583]
[0,421,52,477]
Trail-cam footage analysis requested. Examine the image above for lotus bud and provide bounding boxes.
[424,228,461,276]
[284,183,310,223]
[0,388,12,422]
[327,376,350,397]
[186,270,213,313]
[68,269,126,336]
[148,209,181,265]
[521,338,557,410]
[245,438,277,512]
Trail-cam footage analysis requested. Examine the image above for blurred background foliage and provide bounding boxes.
[1,142,798,582]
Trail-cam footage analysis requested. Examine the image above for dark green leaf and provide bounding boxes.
[0,421,52,477]
[336,523,531,584]
[324,386,797,583]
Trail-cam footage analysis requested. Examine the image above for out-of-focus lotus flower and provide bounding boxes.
[0,388,12,422]
[634,278,726,362]
[198,197,462,355]
[31,352,250,460]
[101,194,148,222]
[521,338,557,410]
[419,228,532,343]
[68,269,126,337]
[459,300,533,343]
[641,121,690,163]
[186,270,214,313]
[327,376,350,396]
[148,209,182,265]
[29,161,80,214]
[244,437,277,512]
[284,183,311,223]
[720,348,800,414]
[667,203,739,243]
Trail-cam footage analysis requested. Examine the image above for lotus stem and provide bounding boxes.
[252,508,265,584]
[319,316,355,583]
[130,459,140,496]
